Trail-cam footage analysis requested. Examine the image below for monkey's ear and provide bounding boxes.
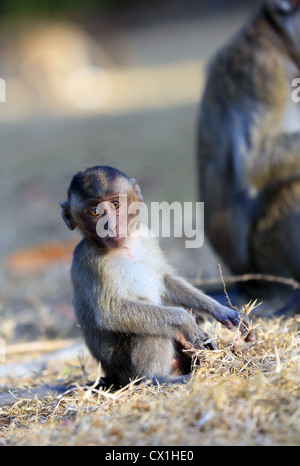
[59,201,77,231]
[130,179,143,202]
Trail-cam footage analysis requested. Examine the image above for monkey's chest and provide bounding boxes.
[281,97,300,134]
[109,250,164,304]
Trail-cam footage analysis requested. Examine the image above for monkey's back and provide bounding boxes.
[197,11,290,274]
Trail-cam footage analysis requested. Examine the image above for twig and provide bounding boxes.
[218,264,239,311]
[193,272,300,290]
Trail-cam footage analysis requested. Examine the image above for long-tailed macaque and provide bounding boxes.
[197,0,300,305]
[60,166,252,388]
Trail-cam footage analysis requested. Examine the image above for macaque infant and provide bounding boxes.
[60,166,252,387]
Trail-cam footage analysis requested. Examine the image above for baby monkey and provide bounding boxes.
[60,166,252,387]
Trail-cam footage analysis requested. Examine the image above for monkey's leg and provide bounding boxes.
[251,182,300,315]
[252,183,300,278]
[131,335,192,386]
[91,335,191,388]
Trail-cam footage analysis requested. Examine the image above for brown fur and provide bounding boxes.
[197,1,300,288]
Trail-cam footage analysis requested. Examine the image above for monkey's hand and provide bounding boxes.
[212,305,255,343]
[179,314,216,350]
[177,333,194,350]
[163,274,254,342]
[177,331,215,351]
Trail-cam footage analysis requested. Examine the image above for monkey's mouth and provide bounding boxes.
[113,235,127,242]
[104,235,127,247]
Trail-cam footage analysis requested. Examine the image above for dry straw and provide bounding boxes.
[0,309,299,446]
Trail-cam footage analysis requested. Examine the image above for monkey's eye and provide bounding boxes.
[111,200,120,210]
[89,207,100,218]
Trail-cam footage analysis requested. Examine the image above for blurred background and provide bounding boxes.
[0,0,255,347]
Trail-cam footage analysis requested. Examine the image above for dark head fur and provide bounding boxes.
[67,166,130,203]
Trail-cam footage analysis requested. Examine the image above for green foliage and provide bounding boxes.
[0,0,141,17]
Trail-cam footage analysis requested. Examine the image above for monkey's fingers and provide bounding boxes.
[241,319,255,342]
[203,339,217,350]
[245,330,255,342]
[215,306,240,330]
[235,317,255,345]
[177,333,194,350]
[193,338,216,351]
[193,339,207,350]
[217,306,255,343]
[194,327,217,350]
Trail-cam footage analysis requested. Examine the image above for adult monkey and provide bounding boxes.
[197,0,300,309]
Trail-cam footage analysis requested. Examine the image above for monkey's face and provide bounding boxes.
[267,0,300,45]
[79,194,129,249]
[61,184,141,250]
[61,166,143,249]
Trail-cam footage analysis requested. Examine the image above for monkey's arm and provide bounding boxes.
[249,133,300,190]
[94,296,208,346]
[163,274,245,332]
